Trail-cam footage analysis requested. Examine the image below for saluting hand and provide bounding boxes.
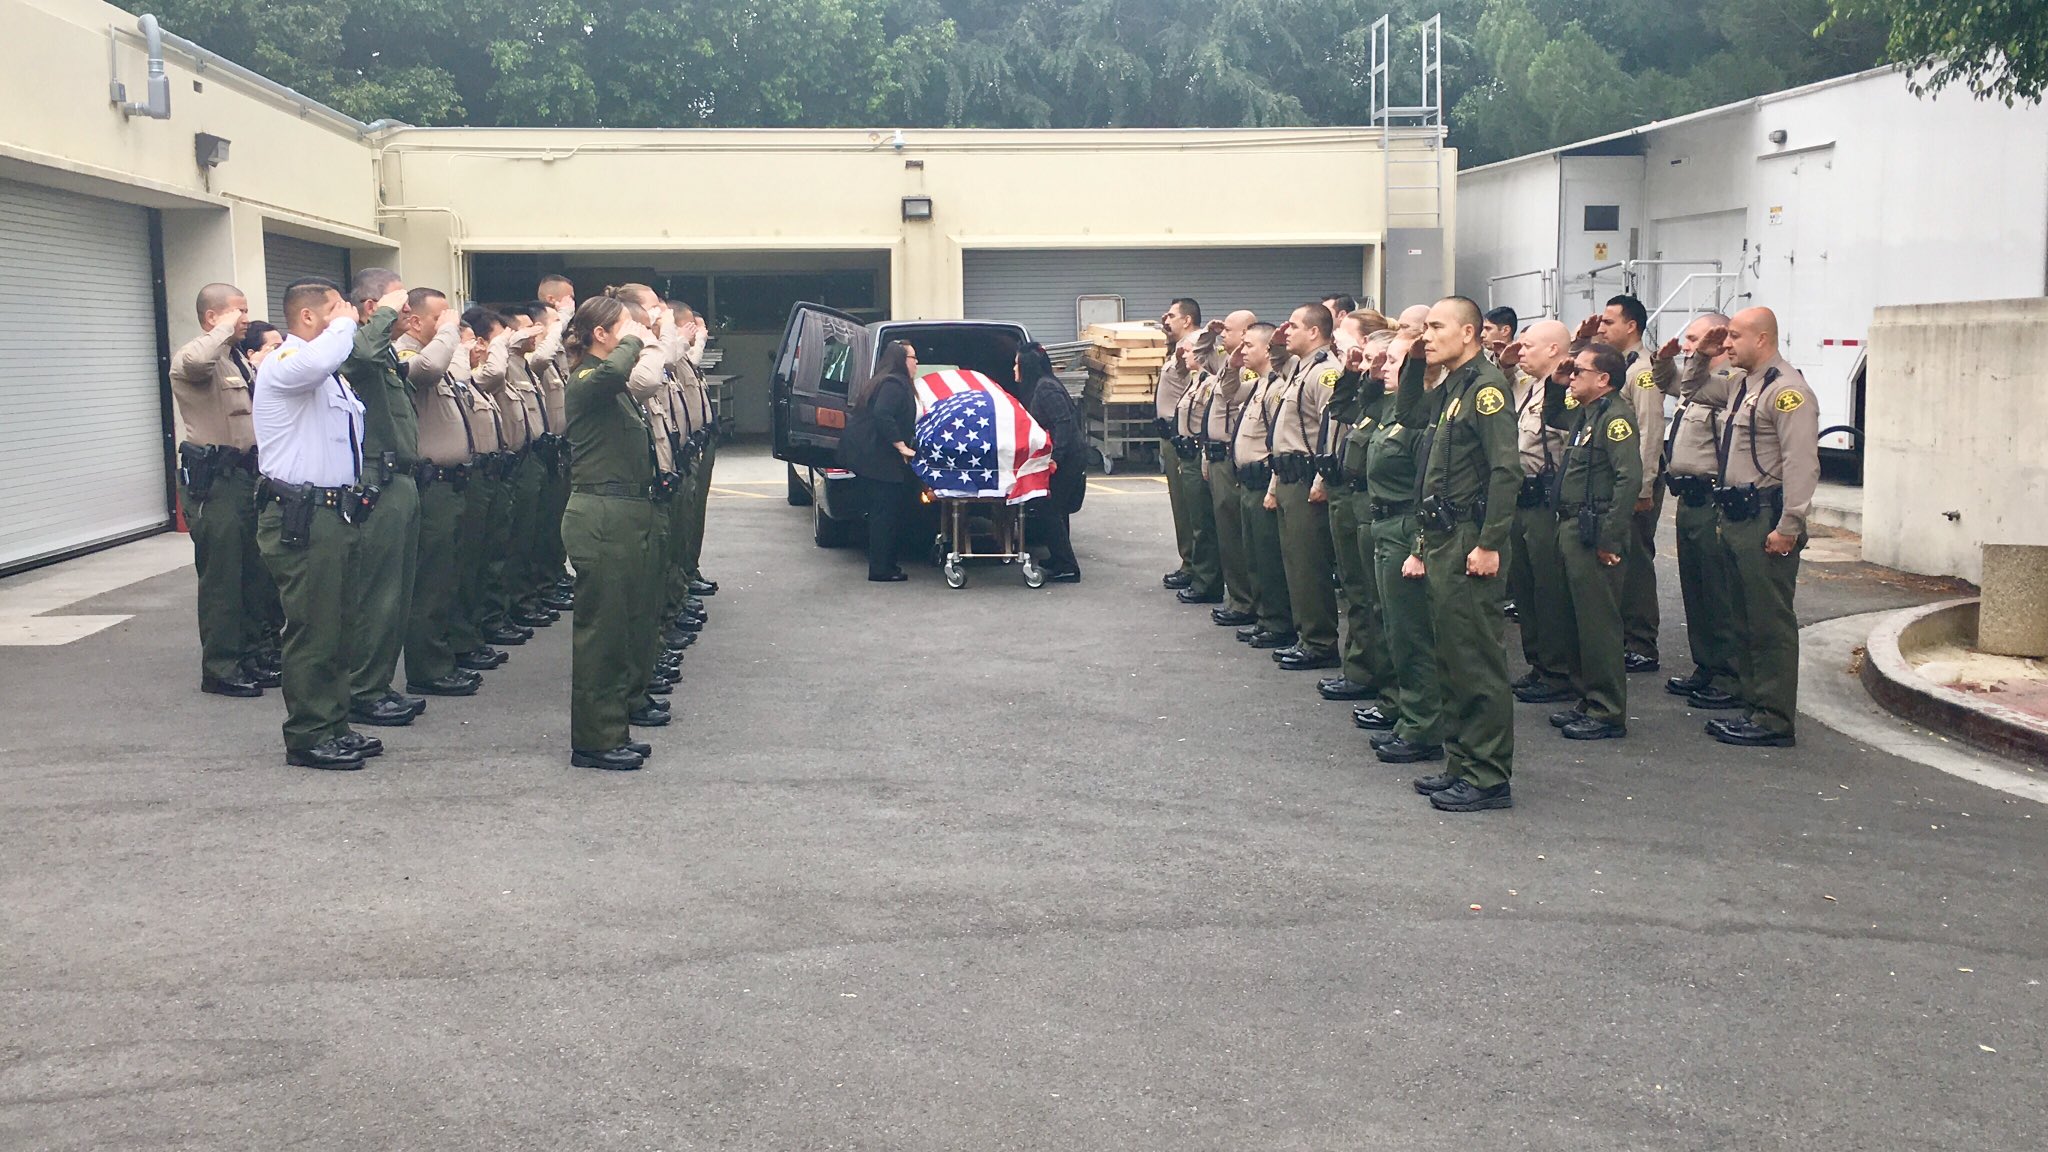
[215,308,245,334]
[376,287,409,314]
[1498,340,1524,370]
[1697,326,1730,361]
[1656,337,1680,362]
[1343,344,1368,372]
[1574,314,1601,343]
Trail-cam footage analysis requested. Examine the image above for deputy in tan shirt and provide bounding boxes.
[1156,300,1223,594]
[170,281,280,697]
[1653,313,1747,708]
[394,290,481,697]
[1228,322,1293,644]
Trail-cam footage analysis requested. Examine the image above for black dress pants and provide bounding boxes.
[863,477,911,576]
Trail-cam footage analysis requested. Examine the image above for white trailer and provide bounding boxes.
[1454,67,2048,464]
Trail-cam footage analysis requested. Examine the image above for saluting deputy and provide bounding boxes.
[1501,320,1576,706]
[1596,295,1666,673]
[339,269,424,730]
[1318,314,1396,706]
[251,278,372,771]
[561,297,666,772]
[1262,304,1343,672]
[1156,298,1221,596]
[671,302,720,599]
[1362,324,1444,764]
[446,308,511,674]
[1658,314,1746,712]
[1709,307,1820,749]
[496,307,555,634]
[1172,341,1226,608]
[1542,342,1643,741]
[1229,324,1294,649]
[1201,310,1259,630]
[170,283,278,698]
[530,279,578,612]
[396,288,482,700]
[1408,297,1522,813]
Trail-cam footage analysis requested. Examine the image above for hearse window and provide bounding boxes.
[819,335,854,396]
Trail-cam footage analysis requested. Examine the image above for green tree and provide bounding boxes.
[1826,0,2048,103]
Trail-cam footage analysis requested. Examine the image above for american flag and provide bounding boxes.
[911,370,1052,504]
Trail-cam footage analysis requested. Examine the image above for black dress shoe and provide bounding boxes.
[485,625,531,646]
[1176,587,1224,605]
[628,704,672,727]
[387,691,427,717]
[1429,779,1513,812]
[684,597,707,614]
[1514,680,1578,704]
[336,731,384,759]
[1162,571,1192,590]
[539,593,574,612]
[511,608,555,628]
[1236,625,1260,642]
[571,747,644,771]
[1271,645,1301,662]
[641,695,671,713]
[1549,708,1587,729]
[457,648,507,671]
[240,663,283,689]
[1412,772,1460,795]
[869,570,909,582]
[1317,677,1372,699]
[1562,717,1627,740]
[1666,668,1713,696]
[407,674,480,697]
[646,678,674,695]
[1624,652,1661,674]
[1212,609,1257,627]
[1050,569,1081,583]
[1248,631,1297,650]
[1375,737,1443,764]
[1353,705,1395,731]
[201,673,263,698]
[1369,729,1403,750]
[662,626,694,647]
[1280,650,1339,671]
[287,738,365,771]
[627,741,653,757]
[1502,599,1519,621]
[349,698,415,727]
[689,578,718,597]
[1687,687,1743,710]
[1704,715,1745,736]
[1711,719,1795,747]
[1511,669,1540,691]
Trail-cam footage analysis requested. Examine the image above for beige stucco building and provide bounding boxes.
[1,0,1453,571]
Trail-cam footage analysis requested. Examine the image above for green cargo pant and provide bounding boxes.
[1372,512,1441,747]
[563,492,656,753]
[641,501,674,695]
[491,453,546,622]
[258,501,360,752]
[183,467,268,683]
[1274,479,1338,656]
[684,438,717,583]
[1241,480,1293,636]
[448,468,501,655]
[1176,450,1222,597]
[665,474,695,618]
[538,461,571,587]
[1162,437,1193,577]
[346,473,419,710]
[1623,479,1664,660]
[1508,499,1573,691]
[1207,460,1255,616]
[1424,523,1515,788]
[1720,511,1804,736]
[1330,488,1392,696]
[1556,524,1629,727]
[402,476,466,686]
[1675,495,1742,695]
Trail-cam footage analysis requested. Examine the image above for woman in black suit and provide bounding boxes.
[840,341,921,582]
[1017,342,1085,582]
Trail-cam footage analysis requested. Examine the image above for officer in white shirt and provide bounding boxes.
[253,277,374,770]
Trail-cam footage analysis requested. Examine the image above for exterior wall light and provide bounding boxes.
[902,196,933,222]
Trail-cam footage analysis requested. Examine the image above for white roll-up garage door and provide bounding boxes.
[0,178,169,572]
[962,246,1368,342]
[263,232,350,319]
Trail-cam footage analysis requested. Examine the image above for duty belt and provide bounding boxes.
[1667,473,1715,506]
[414,461,472,490]
[1236,460,1273,488]
[573,480,651,499]
[257,478,352,510]
[1714,484,1783,524]
[1518,474,1554,508]
[1368,498,1414,522]
[1555,501,1611,519]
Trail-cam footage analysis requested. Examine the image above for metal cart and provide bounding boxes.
[1084,399,1159,474]
[931,495,1046,589]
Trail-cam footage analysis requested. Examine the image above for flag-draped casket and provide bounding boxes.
[911,370,1053,504]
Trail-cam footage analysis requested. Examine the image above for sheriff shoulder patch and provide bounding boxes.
[275,349,298,361]
[397,349,418,361]
[1635,370,1655,388]
[1563,393,1579,410]
[1473,385,1505,415]
[1774,390,1805,413]
[1319,369,1340,388]
[1242,368,1258,383]
[1606,417,1633,442]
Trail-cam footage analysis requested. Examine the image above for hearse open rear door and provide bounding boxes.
[771,302,872,469]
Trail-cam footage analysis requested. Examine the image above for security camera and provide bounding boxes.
[891,129,906,152]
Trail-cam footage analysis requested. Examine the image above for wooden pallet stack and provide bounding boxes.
[1081,322,1169,406]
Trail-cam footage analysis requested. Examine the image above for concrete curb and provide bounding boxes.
[1859,598,2048,770]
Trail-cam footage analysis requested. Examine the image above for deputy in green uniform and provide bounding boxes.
[447,308,511,674]
[1658,314,1746,711]
[1501,320,1577,705]
[1710,307,1820,748]
[1408,297,1522,812]
[396,288,483,699]
[1263,304,1343,671]
[1543,341,1642,740]
[561,297,665,771]
[340,269,424,729]
[1229,324,1294,649]
[1198,310,1258,629]
[1597,295,1667,673]
[169,282,277,697]
[1156,299,1221,596]
[1319,315,1397,706]
[1362,330,1444,763]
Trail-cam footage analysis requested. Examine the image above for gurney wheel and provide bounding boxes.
[1021,556,1046,588]
[944,558,967,589]
[1099,451,1116,474]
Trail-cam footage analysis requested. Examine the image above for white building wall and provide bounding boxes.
[1455,159,1559,319]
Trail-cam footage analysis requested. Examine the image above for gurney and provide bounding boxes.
[912,370,1054,589]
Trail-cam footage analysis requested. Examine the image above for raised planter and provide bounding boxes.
[1860,598,2048,769]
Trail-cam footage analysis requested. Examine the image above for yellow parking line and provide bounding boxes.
[709,486,775,499]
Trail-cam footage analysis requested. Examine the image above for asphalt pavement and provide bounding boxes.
[1,447,2041,1150]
